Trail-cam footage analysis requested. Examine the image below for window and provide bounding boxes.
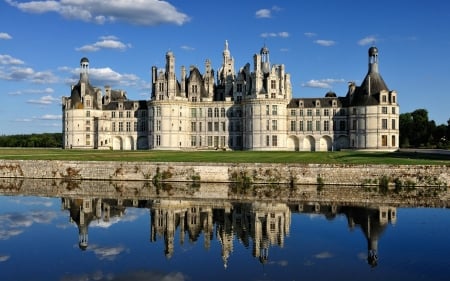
[382,119,388,129]
[156,120,161,131]
[111,112,116,118]
[191,108,197,118]
[392,135,396,146]
[126,111,131,118]
[207,136,213,146]
[191,136,196,146]
[266,135,270,146]
[290,109,296,116]
[156,107,161,117]
[290,121,296,131]
[392,107,396,114]
[316,109,320,116]
[156,135,161,146]
[119,122,123,132]
[199,122,202,132]
[392,119,396,129]
[392,95,396,103]
[214,122,219,131]
[191,122,196,132]
[272,105,278,115]
[324,120,329,131]
[266,105,270,115]
[191,84,198,94]
[272,135,278,147]
[126,122,131,132]
[119,111,123,118]
[208,122,212,131]
[299,109,304,116]
[307,109,312,116]
[339,120,346,131]
[271,80,276,89]
[324,109,329,116]
[272,120,277,131]
[85,134,90,146]
[221,122,226,131]
[214,108,219,117]
[112,122,116,131]
[237,84,243,92]
[382,135,388,146]
[307,121,312,131]
[266,120,270,131]
[382,107,388,114]
[316,120,321,131]
[299,120,304,131]
[134,122,137,131]
[86,111,90,117]
[208,108,213,117]
[221,108,226,117]
[382,95,387,102]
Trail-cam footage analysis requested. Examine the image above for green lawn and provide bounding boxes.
[0,148,449,165]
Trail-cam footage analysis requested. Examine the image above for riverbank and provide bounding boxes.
[0,159,448,187]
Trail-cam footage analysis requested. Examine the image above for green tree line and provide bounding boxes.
[0,133,62,148]
[400,109,450,148]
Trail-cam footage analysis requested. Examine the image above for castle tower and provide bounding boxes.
[80,57,89,83]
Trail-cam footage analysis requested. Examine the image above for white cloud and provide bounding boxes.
[261,32,290,38]
[0,65,58,83]
[0,32,12,40]
[0,54,25,65]
[76,36,131,52]
[358,36,377,46]
[314,251,334,259]
[27,95,59,105]
[89,244,126,260]
[302,78,345,89]
[6,0,190,26]
[0,255,10,262]
[38,114,62,120]
[8,87,55,95]
[314,39,336,47]
[180,45,195,51]
[255,9,271,18]
[304,32,317,38]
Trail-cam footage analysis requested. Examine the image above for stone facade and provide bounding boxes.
[62,42,399,151]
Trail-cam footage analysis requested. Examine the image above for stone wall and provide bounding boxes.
[0,160,448,187]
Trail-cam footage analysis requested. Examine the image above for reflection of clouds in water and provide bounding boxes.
[61,270,186,281]
[268,260,288,266]
[357,252,367,260]
[314,251,334,259]
[88,244,127,261]
[91,208,146,229]
[0,255,10,262]
[0,229,23,240]
[0,210,58,240]
[11,197,53,207]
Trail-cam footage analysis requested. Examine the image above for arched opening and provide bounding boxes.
[303,135,315,151]
[123,136,134,150]
[287,135,299,151]
[319,135,333,151]
[334,135,349,151]
[112,136,123,150]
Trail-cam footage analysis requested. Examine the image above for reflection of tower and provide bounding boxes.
[62,197,123,251]
[215,207,234,269]
[343,206,396,267]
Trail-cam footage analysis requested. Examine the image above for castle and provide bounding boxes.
[62,41,399,151]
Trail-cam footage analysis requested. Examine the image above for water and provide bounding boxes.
[0,180,449,281]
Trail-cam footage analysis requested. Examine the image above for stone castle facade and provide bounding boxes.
[62,41,399,151]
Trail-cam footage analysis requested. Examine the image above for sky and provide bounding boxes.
[1,0,449,135]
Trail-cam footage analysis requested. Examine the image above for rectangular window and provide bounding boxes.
[339,120,346,131]
[156,107,161,117]
[324,109,329,116]
[266,105,270,115]
[272,120,277,131]
[324,120,329,131]
[392,119,396,130]
[290,121,296,131]
[221,122,226,131]
[191,136,196,147]
[214,108,219,117]
[382,135,388,146]
[316,120,321,131]
[86,111,90,117]
[119,122,123,132]
[392,135,396,146]
[382,107,388,114]
[299,109,304,116]
[299,120,304,131]
[220,136,225,147]
[191,122,196,132]
[112,122,116,132]
[290,109,296,116]
[382,119,388,129]
[191,108,197,118]
[126,111,131,118]
[316,109,320,116]
[199,122,202,132]
[272,135,277,147]
[266,135,270,146]
[111,112,116,118]
[392,107,396,114]
[271,80,276,89]
[208,122,212,132]
[126,122,131,132]
[119,111,123,118]
[214,122,219,131]
[213,136,219,147]
[272,105,278,115]
[307,109,312,116]
[307,121,312,131]
[85,134,90,145]
[134,122,137,131]
[266,120,270,131]
[207,136,213,146]
[156,120,161,131]
[208,108,213,117]
[156,135,161,146]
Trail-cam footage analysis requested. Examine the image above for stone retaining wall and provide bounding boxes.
[0,160,448,187]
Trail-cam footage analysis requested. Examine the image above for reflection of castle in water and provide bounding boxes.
[62,197,395,267]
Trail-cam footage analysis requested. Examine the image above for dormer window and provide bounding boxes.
[315,100,320,107]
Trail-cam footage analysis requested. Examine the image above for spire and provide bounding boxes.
[368,46,379,73]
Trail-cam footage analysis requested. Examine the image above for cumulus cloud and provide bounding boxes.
[76,36,131,52]
[0,54,25,65]
[358,36,377,46]
[302,78,345,89]
[0,32,12,40]
[256,6,282,18]
[27,95,60,105]
[261,32,290,38]
[0,65,58,83]
[8,87,54,95]
[314,39,336,47]
[6,0,190,26]
[88,244,126,261]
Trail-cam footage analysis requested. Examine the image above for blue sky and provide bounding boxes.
[1,0,449,135]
